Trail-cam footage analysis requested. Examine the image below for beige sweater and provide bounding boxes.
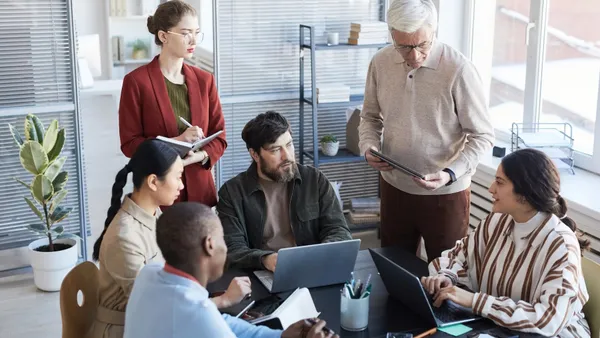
[429,212,590,337]
[88,197,163,338]
[358,40,494,195]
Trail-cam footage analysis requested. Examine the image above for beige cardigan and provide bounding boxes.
[88,196,163,338]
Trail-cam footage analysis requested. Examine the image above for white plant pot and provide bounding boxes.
[321,141,340,156]
[28,237,78,292]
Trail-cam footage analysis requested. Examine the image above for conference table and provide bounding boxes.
[208,247,537,338]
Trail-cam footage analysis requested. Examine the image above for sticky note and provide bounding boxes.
[438,324,473,336]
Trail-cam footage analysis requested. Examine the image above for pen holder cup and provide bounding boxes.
[340,293,370,331]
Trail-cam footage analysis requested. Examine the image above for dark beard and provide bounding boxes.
[260,157,298,183]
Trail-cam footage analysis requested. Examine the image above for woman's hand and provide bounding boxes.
[177,126,204,143]
[182,150,208,166]
[432,285,475,309]
[420,275,453,295]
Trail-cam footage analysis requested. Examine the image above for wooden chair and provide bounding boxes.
[60,261,99,338]
[582,256,600,338]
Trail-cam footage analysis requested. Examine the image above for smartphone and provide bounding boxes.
[386,333,413,338]
[239,295,284,322]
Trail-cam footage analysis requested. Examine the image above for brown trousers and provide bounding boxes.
[380,177,470,262]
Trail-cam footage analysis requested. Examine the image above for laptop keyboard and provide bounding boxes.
[432,301,476,324]
[254,270,274,291]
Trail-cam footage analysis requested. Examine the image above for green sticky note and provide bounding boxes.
[438,324,473,336]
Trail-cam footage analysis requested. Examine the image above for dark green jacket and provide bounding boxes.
[217,162,352,270]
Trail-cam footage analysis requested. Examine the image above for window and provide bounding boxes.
[539,0,600,158]
[470,0,600,173]
[487,0,531,134]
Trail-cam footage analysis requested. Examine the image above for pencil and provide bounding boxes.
[414,327,437,338]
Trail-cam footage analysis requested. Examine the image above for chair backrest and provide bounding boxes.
[60,261,100,338]
[582,256,600,338]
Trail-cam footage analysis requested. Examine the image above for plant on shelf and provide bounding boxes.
[320,134,339,156]
[8,114,79,291]
[130,39,149,60]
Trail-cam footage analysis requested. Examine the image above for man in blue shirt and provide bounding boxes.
[124,202,337,338]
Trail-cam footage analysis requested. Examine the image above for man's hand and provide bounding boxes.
[420,275,453,295]
[262,253,278,272]
[365,147,393,171]
[432,285,474,309]
[412,170,451,190]
[282,318,339,338]
[182,150,208,166]
[212,277,252,308]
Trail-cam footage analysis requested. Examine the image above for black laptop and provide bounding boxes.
[369,249,480,328]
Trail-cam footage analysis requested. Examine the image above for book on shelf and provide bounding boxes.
[350,197,380,210]
[348,37,389,45]
[350,21,388,32]
[349,30,390,40]
[155,130,223,158]
[316,85,350,103]
[349,211,380,225]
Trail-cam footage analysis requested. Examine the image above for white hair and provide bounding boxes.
[387,0,438,33]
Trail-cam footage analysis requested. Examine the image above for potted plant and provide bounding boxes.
[130,39,149,60]
[320,134,339,156]
[8,114,79,292]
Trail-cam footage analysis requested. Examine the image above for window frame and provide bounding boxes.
[469,0,600,174]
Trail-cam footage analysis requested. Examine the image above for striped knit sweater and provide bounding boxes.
[429,212,590,337]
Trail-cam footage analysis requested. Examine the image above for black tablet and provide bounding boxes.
[369,149,426,180]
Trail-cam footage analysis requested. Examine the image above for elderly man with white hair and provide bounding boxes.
[358,0,494,261]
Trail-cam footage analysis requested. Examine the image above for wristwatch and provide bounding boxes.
[200,151,210,166]
[442,168,456,186]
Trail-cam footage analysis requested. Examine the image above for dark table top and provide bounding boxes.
[208,247,533,338]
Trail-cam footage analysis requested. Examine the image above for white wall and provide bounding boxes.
[73,0,110,79]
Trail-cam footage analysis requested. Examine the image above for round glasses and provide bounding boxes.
[167,31,204,44]
[393,40,432,54]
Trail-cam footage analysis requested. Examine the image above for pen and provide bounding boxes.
[414,327,437,338]
[305,318,334,335]
[179,117,205,139]
[179,116,193,128]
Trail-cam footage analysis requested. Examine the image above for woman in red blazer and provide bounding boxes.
[118,1,226,207]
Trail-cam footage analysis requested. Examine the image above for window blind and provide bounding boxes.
[216,0,384,202]
[0,1,88,253]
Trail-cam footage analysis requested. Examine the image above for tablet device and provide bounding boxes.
[369,149,426,180]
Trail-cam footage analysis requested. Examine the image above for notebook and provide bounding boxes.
[156,130,223,157]
[237,288,320,330]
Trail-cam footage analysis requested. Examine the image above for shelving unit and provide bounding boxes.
[298,24,390,168]
[511,122,575,174]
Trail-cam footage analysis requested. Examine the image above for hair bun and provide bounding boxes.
[147,15,156,34]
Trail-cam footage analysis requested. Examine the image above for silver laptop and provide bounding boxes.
[254,239,361,293]
[369,249,480,328]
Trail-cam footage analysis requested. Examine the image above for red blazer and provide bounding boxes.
[118,56,227,207]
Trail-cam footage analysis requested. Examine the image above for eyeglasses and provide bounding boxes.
[167,30,204,44]
[393,39,433,54]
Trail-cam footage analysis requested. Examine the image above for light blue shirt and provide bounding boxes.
[124,263,283,338]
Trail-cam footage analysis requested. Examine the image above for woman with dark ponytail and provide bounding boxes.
[423,148,590,337]
[89,139,183,338]
[89,139,250,338]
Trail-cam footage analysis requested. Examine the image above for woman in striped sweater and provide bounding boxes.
[423,148,590,337]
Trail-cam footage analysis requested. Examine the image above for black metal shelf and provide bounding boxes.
[299,24,387,169]
[303,149,364,165]
[302,94,365,107]
[301,42,391,50]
